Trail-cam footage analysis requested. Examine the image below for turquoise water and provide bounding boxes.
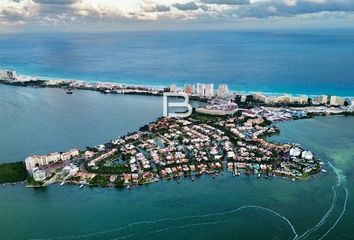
[0,85,353,240]
[1,30,354,96]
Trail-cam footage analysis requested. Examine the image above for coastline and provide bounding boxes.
[18,110,325,189]
[1,71,354,99]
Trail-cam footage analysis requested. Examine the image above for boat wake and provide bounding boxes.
[32,160,348,240]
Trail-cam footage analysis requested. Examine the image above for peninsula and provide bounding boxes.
[1,70,354,189]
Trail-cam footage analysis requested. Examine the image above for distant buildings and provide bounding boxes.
[183,84,194,95]
[169,84,177,93]
[314,95,328,105]
[217,84,229,97]
[350,99,354,112]
[253,93,308,105]
[0,70,17,81]
[196,83,214,97]
[330,96,345,106]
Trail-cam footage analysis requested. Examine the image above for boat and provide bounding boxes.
[257,173,261,178]
[321,169,327,173]
[79,184,84,189]
[66,90,73,94]
[60,182,65,186]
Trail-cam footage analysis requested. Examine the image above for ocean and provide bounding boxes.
[0,85,353,240]
[0,29,354,96]
[0,30,354,239]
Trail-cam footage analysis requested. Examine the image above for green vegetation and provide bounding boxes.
[0,162,28,183]
[114,178,125,188]
[191,111,219,123]
[89,175,110,187]
[26,176,42,187]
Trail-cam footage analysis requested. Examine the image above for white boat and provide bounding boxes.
[321,169,327,173]
[60,182,65,186]
[79,184,84,189]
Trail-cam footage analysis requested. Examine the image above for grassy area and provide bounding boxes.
[26,176,42,187]
[89,175,110,187]
[0,162,28,183]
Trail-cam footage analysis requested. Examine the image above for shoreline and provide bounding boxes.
[21,110,326,189]
[1,70,354,99]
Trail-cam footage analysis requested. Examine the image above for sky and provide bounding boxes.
[1,0,354,31]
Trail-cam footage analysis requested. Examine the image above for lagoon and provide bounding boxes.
[0,85,353,239]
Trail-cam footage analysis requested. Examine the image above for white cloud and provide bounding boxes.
[0,0,38,25]
[0,0,354,29]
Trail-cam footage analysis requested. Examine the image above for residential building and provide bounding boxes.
[330,96,345,106]
[33,169,46,182]
[169,84,177,93]
[315,95,328,105]
[204,84,214,97]
[196,83,214,97]
[184,84,194,95]
[25,149,79,172]
[217,84,229,97]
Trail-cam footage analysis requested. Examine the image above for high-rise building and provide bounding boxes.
[197,83,204,95]
[217,84,229,97]
[170,84,177,93]
[196,83,214,97]
[204,84,214,97]
[330,96,345,106]
[184,84,194,95]
[290,95,309,104]
[315,95,328,105]
[350,99,354,112]
[0,70,17,81]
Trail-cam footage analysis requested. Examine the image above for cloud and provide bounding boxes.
[143,4,171,12]
[33,0,76,4]
[201,0,250,5]
[0,0,38,25]
[1,0,354,29]
[227,0,354,18]
[173,1,199,10]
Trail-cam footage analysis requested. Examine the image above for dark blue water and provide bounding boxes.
[1,30,354,96]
